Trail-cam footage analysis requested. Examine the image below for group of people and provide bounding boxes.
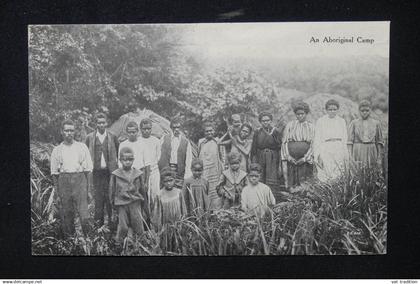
[49,98,385,245]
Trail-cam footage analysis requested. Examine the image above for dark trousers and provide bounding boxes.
[116,201,145,243]
[93,169,112,226]
[58,172,89,236]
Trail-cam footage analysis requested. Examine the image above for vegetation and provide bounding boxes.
[30,24,388,255]
[31,143,386,255]
[29,25,388,144]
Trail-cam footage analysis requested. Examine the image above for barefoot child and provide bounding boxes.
[241,163,276,217]
[182,158,210,215]
[152,168,187,231]
[216,152,247,209]
[109,147,149,245]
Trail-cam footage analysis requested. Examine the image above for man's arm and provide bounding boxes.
[143,165,151,190]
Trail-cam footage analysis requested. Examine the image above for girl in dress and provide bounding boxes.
[216,152,248,209]
[152,168,187,231]
[182,158,210,215]
[313,99,349,182]
[281,102,315,189]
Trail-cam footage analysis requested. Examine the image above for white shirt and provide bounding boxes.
[50,141,93,174]
[138,136,161,167]
[241,182,275,217]
[313,115,348,159]
[96,130,107,168]
[170,135,181,164]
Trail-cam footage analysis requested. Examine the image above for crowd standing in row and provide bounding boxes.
[50,99,384,244]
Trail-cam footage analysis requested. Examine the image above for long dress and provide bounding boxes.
[152,187,187,251]
[281,120,315,188]
[313,115,349,182]
[198,137,223,210]
[250,127,283,191]
[152,188,187,230]
[182,176,210,215]
[241,182,276,217]
[348,117,384,167]
[230,135,253,172]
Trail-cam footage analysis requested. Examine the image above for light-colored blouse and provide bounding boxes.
[313,115,348,160]
[241,182,275,217]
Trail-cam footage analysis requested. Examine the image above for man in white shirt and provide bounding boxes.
[85,113,119,227]
[138,118,161,210]
[158,118,192,188]
[50,119,93,237]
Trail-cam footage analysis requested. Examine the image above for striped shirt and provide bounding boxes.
[281,120,315,163]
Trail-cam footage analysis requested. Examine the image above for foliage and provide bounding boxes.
[31,143,387,255]
[29,25,388,144]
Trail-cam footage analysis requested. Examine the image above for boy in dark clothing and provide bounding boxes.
[109,147,149,245]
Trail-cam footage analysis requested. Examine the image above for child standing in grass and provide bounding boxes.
[241,163,276,217]
[152,168,187,231]
[182,158,210,215]
[109,147,149,245]
[216,152,248,209]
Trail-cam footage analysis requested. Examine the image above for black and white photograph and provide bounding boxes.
[29,22,389,256]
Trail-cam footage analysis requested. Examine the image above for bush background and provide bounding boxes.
[29,25,389,144]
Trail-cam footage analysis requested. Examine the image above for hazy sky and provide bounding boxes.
[176,22,389,61]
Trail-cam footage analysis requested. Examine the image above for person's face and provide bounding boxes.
[248,171,260,185]
[126,126,139,142]
[171,123,181,137]
[260,116,272,129]
[62,124,75,143]
[141,123,152,138]
[204,126,215,139]
[232,117,242,129]
[96,117,107,133]
[295,110,307,123]
[120,152,134,170]
[239,127,250,139]
[229,161,240,172]
[192,164,203,178]
[326,105,338,118]
[163,176,175,190]
[359,106,371,119]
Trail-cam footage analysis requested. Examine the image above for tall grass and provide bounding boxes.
[31,142,387,255]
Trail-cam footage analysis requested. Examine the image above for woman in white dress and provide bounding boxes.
[313,99,349,182]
